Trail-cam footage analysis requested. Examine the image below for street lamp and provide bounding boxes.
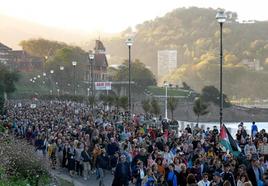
[72,61,77,95]
[60,66,64,71]
[87,88,90,97]
[88,53,95,101]
[164,82,169,119]
[43,73,46,84]
[50,70,54,96]
[216,9,227,126]
[125,37,133,119]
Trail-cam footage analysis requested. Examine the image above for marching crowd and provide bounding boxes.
[1,100,268,186]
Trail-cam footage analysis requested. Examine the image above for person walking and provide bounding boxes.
[96,149,109,186]
[251,122,258,139]
[81,146,92,180]
[112,154,131,186]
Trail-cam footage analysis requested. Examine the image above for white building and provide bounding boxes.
[240,59,263,71]
[157,50,177,80]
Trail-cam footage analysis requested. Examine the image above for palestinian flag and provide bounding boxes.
[220,124,241,157]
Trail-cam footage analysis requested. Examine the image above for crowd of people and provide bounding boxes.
[1,99,268,186]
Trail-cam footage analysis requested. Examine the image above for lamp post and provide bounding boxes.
[59,66,64,94]
[87,88,90,97]
[88,53,95,100]
[50,70,54,96]
[43,73,46,84]
[216,9,227,126]
[125,37,133,119]
[72,61,77,95]
[164,82,169,119]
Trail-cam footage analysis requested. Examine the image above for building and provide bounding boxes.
[86,40,108,82]
[240,59,263,71]
[157,50,177,80]
[12,50,43,72]
[0,42,13,65]
[0,42,43,72]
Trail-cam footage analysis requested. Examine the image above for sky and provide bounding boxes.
[1,0,267,33]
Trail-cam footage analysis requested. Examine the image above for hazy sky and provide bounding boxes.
[1,0,267,33]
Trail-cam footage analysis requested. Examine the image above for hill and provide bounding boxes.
[94,7,268,99]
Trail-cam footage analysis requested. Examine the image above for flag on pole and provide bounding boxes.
[220,124,241,157]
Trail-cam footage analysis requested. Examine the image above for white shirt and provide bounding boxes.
[198,180,210,186]
[140,169,145,179]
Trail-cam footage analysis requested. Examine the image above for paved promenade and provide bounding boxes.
[51,169,114,186]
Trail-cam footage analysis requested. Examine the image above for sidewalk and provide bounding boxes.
[50,169,114,186]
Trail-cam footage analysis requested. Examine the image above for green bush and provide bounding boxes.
[0,135,49,185]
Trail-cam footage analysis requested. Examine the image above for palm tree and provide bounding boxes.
[114,96,121,112]
[106,95,115,111]
[141,99,151,114]
[99,94,108,110]
[151,99,160,117]
[119,96,128,111]
[168,97,179,120]
[88,95,96,109]
[193,98,209,124]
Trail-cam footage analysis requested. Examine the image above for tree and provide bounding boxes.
[88,96,96,109]
[167,97,179,120]
[99,94,109,109]
[106,95,115,111]
[20,38,67,58]
[151,99,160,116]
[112,59,156,94]
[119,96,128,111]
[141,99,151,114]
[114,96,121,112]
[193,98,209,124]
[44,47,88,91]
[182,82,191,90]
[0,65,19,114]
[201,86,231,107]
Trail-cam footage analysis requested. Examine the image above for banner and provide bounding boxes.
[95,82,112,90]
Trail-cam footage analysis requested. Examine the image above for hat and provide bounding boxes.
[213,172,222,177]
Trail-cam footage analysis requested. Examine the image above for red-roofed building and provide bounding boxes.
[90,40,108,81]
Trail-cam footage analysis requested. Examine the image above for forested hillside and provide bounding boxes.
[86,7,268,99]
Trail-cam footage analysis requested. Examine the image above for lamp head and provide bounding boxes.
[125,37,134,46]
[216,9,227,23]
[72,61,77,66]
[88,53,94,60]
[60,66,64,70]
[50,70,54,74]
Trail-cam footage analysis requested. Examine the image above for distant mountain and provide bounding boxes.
[0,14,111,49]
